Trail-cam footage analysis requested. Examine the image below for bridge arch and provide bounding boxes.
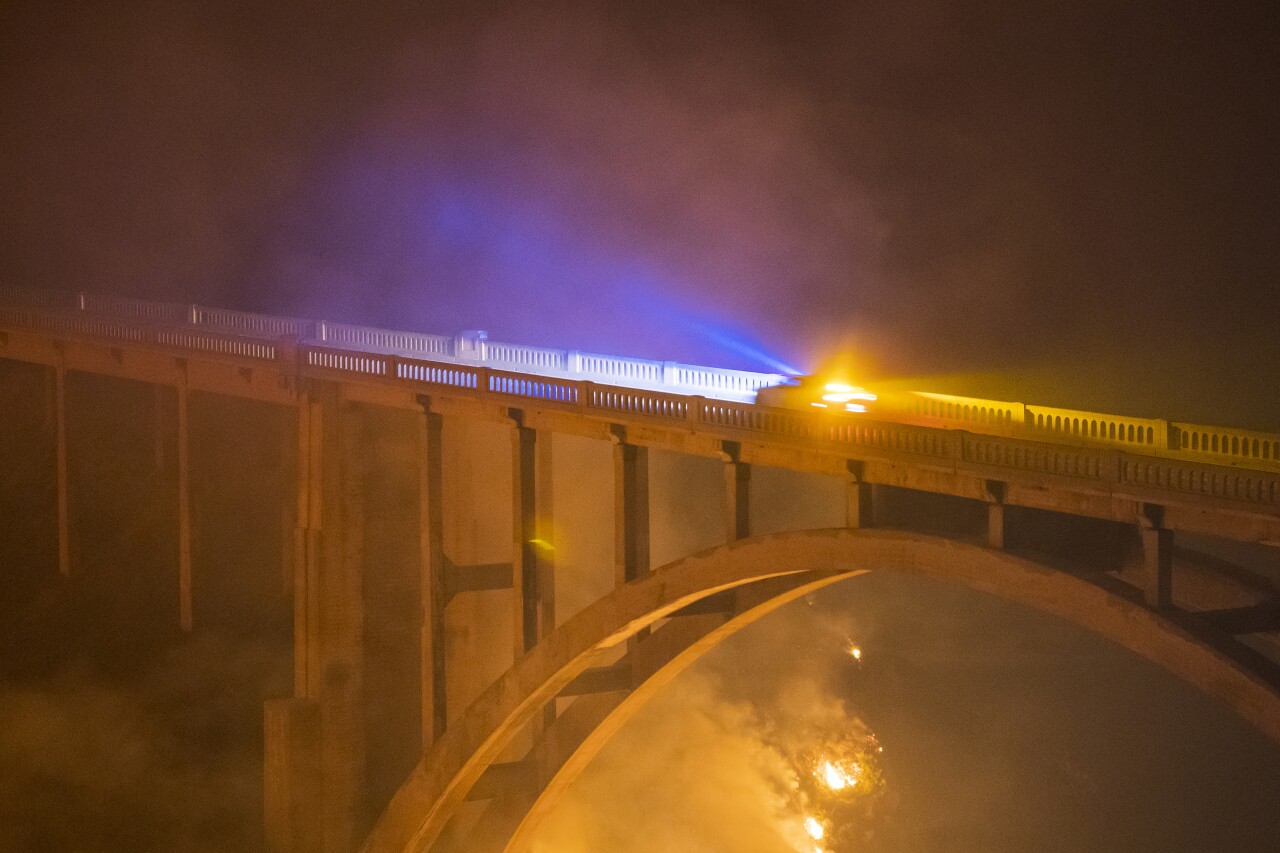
[363,528,1280,853]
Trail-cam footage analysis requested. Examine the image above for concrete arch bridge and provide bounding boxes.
[0,291,1277,852]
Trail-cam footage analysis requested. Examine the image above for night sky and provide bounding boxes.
[3,1,1278,421]
[2,2,1279,851]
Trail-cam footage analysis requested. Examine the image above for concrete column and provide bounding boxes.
[53,362,70,576]
[176,368,192,633]
[324,400,367,853]
[844,462,873,529]
[534,433,555,638]
[153,383,168,472]
[985,480,1006,550]
[294,394,323,697]
[987,504,1006,550]
[281,384,366,852]
[418,403,447,747]
[724,458,751,542]
[511,423,539,656]
[613,440,649,585]
[264,698,322,853]
[279,404,298,596]
[1140,503,1173,610]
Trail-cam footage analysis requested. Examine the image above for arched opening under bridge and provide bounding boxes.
[364,528,1280,853]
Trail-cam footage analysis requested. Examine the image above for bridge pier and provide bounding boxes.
[1141,503,1174,610]
[722,442,751,542]
[985,481,1007,550]
[418,402,448,747]
[269,384,369,853]
[264,698,322,853]
[845,463,875,529]
[612,435,650,584]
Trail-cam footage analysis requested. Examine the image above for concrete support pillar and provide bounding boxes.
[844,462,873,530]
[176,368,192,633]
[1140,503,1173,610]
[264,698,321,853]
[153,383,168,472]
[279,383,366,852]
[418,403,447,747]
[612,438,649,585]
[723,453,751,543]
[985,480,1006,551]
[53,362,70,576]
[534,433,555,637]
[511,422,540,656]
[324,400,367,853]
[987,504,1006,550]
[279,405,298,596]
[294,394,323,697]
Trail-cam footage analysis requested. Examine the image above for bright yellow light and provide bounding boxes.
[804,816,824,841]
[817,758,862,792]
[529,538,555,553]
[819,382,877,411]
[849,645,862,661]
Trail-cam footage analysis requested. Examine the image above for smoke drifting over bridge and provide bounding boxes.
[3,2,1277,416]
[2,2,1280,852]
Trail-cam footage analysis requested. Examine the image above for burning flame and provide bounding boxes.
[804,816,825,840]
[848,645,862,661]
[817,758,863,792]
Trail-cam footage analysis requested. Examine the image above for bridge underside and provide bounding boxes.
[363,528,1280,853]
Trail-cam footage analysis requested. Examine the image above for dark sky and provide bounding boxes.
[2,5,1279,851]
[2,1,1277,423]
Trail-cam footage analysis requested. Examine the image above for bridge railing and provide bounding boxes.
[0,288,785,403]
[3,287,1279,485]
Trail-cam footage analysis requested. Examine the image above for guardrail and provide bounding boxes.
[2,287,1278,489]
[0,288,785,403]
[878,387,1280,474]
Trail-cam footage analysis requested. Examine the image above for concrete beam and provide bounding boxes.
[445,559,515,598]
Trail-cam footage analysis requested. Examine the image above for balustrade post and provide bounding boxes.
[688,394,705,428]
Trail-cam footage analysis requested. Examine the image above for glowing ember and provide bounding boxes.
[804,816,825,841]
[849,645,862,661]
